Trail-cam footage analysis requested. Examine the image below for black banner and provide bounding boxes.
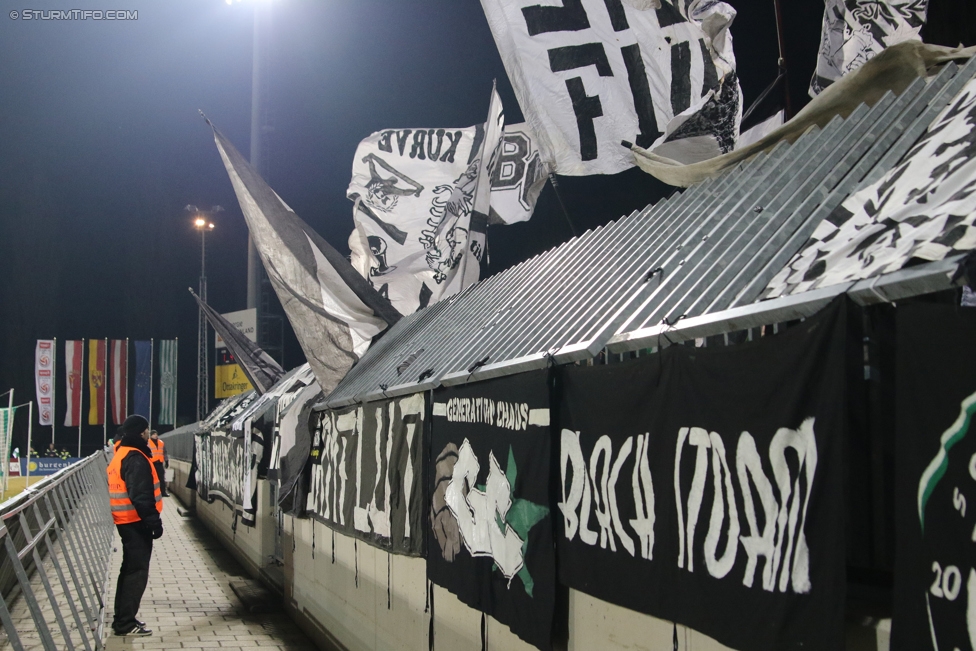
[557,299,847,651]
[305,393,426,556]
[427,371,555,651]
[892,303,976,651]
[194,428,263,525]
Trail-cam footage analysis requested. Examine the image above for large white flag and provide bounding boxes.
[35,340,55,426]
[809,0,927,97]
[347,87,522,315]
[480,0,742,174]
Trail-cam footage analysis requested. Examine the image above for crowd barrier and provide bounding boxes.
[0,452,114,651]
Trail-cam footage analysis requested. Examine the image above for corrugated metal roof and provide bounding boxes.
[323,59,976,408]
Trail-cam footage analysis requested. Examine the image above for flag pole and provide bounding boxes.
[4,389,13,496]
[149,338,154,430]
[175,337,179,429]
[103,338,108,446]
[52,337,57,447]
[78,339,84,457]
[125,338,129,417]
[26,401,33,488]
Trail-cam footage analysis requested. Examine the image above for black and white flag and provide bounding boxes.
[892,304,976,651]
[557,299,848,650]
[305,393,426,556]
[481,0,742,174]
[428,371,555,650]
[347,87,519,315]
[190,288,284,394]
[810,0,927,97]
[766,76,976,299]
[209,120,402,394]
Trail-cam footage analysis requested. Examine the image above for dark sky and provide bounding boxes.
[0,0,834,453]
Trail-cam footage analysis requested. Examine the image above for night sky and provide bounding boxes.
[1,0,958,455]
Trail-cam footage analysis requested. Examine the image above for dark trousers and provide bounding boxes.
[113,522,153,632]
[153,461,167,496]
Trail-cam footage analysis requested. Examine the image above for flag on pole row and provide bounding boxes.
[133,340,151,420]
[35,340,55,427]
[110,339,128,425]
[64,340,83,428]
[158,339,178,426]
[0,407,13,481]
[88,339,106,426]
[208,117,402,394]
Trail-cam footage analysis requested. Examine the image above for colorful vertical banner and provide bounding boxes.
[87,339,106,425]
[110,339,128,425]
[64,340,84,428]
[35,340,55,426]
[158,339,177,425]
[133,340,151,419]
[0,407,14,481]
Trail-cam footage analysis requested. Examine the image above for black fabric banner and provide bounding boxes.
[892,303,976,651]
[193,428,263,525]
[305,393,426,556]
[557,298,848,651]
[427,371,555,651]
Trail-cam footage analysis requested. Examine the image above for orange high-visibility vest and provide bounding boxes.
[107,447,163,525]
[149,438,165,465]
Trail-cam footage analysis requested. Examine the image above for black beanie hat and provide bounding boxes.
[121,414,149,436]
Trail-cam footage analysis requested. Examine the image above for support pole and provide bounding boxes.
[26,401,33,487]
[103,338,108,446]
[78,339,84,458]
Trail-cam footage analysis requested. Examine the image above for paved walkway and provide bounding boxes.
[104,496,316,651]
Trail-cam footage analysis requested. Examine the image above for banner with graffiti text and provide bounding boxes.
[305,393,426,556]
[428,371,555,651]
[194,428,264,526]
[557,298,847,651]
[892,304,976,651]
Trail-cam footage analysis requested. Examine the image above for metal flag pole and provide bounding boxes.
[25,401,33,488]
[149,338,154,430]
[78,339,85,458]
[125,338,129,417]
[174,337,179,430]
[3,389,13,496]
[103,338,108,446]
[52,337,57,447]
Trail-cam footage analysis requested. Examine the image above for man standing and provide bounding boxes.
[148,430,169,497]
[107,414,163,637]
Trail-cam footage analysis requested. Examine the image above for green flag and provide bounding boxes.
[158,340,178,425]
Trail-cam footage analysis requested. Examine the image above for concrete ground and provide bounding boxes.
[104,495,317,651]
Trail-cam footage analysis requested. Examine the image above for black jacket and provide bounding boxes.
[118,432,161,528]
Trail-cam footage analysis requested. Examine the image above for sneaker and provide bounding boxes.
[114,624,152,637]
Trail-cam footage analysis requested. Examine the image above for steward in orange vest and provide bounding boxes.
[148,431,169,497]
[107,415,162,638]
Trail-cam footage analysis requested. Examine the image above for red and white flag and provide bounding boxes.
[35,340,55,426]
[65,340,83,428]
[110,339,128,425]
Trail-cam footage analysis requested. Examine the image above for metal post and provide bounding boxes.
[103,338,108,446]
[26,401,33,488]
[149,338,154,430]
[197,228,209,421]
[5,388,12,496]
[78,339,84,458]
[52,337,56,447]
[248,0,272,338]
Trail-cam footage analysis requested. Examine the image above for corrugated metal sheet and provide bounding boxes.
[323,59,975,408]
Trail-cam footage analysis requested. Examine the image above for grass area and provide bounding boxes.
[1,475,46,503]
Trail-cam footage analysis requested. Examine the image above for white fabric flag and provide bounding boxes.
[347,87,510,315]
[809,0,927,97]
[480,0,742,174]
[765,75,976,299]
[209,121,402,394]
[35,340,55,427]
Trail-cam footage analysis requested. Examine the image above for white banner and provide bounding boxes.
[809,0,927,97]
[481,0,742,174]
[347,88,509,315]
[35,340,54,427]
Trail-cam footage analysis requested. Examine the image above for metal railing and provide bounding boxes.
[0,452,114,651]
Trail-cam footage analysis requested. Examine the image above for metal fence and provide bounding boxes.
[0,452,114,651]
[161,423,199,463]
